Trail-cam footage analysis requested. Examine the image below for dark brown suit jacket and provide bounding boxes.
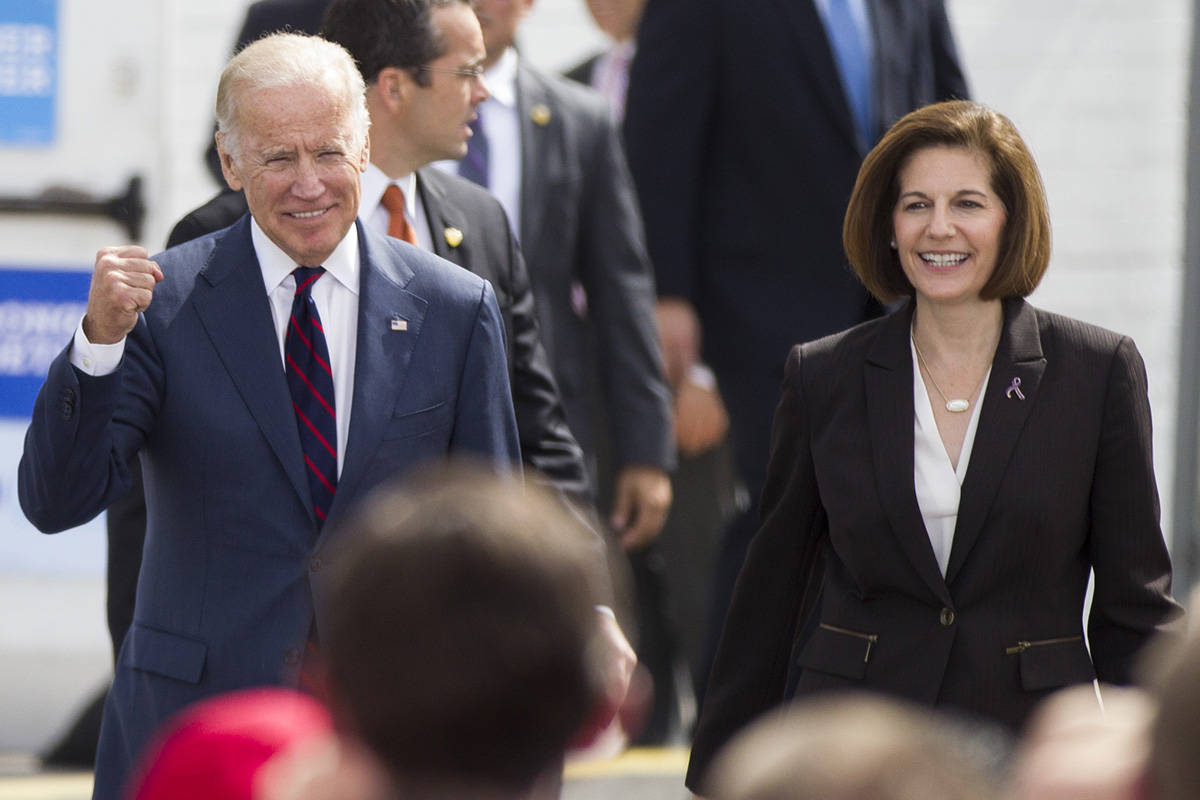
[688,298,1183,787]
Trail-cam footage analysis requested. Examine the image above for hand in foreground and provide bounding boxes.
[570,610,644,753]
[83,245,163,344]
[655,297,701,388]
[674,371,729,456]
[610,465,672,551]
[256,733,394,800]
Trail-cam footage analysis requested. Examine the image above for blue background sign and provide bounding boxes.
[0,267,89,418]
[0,0,57,144]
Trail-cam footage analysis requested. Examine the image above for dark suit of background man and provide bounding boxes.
[19,33,520,799]
[565,0,738,744]
[447,0,675,555]
[622,0,970,696]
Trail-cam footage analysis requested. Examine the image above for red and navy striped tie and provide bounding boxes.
[285,266,337,526]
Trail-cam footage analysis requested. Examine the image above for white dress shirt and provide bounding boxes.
[911,340,988,577]
[434,46,522,235]
[70,220,361,477]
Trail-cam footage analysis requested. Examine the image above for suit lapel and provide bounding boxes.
[514,65,556,251]
[192,217,311,515]
[415,168,470,266]
[865,301,954,606]
[946,299,1046,583]
[319,223,428,543]
[770,0,861,151]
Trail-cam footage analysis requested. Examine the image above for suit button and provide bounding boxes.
[309,556,323,574]
[284,646,301,666]
[59,389,76,419]
[940,607,956,627]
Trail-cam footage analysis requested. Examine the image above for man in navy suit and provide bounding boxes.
[623,0,970,695]
[19,32,519,799]
[106,0,595,674]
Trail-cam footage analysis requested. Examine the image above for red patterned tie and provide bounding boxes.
[285,267,337,526]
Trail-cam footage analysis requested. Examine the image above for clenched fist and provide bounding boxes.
[83,245,164,344]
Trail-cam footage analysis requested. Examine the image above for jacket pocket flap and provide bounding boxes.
[122,624,207,684]
[1018,638,1095,691]
[797,623,875,680]
[382,401,452,440]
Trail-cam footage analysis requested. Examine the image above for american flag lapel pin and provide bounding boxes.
[390,314,408,332]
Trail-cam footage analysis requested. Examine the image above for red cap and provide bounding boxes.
[126,688,332,800]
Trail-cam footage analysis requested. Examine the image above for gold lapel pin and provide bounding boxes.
[390,315,408,332]
[530,104,551,126]
[443,226,464,248]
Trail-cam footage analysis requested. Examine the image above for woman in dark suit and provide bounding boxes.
[686,100,1183,788]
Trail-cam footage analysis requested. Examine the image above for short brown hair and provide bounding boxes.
[703,694,1002,800]
[324,465,605,794]
[843,100,1051,303]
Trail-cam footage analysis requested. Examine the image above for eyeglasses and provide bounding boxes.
[418,64,485,80]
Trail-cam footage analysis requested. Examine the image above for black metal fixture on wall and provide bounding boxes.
[0,175,144,241]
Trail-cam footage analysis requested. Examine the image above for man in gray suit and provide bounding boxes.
[449,0,674,554]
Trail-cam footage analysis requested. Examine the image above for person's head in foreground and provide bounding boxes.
[324,464,608,798]
[1144,589,1200,800]
[702,693,1003,800]
[1008,683,1155,800]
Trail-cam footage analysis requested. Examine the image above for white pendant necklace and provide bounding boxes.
[911,334,981,414]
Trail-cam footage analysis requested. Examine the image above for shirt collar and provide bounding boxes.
[251,214,361,296]
[483,47,519,108]
[360,162,417,224]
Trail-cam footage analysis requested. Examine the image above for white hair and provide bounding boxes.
[215,32,370,163]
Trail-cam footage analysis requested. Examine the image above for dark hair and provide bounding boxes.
[320,0,468,88]
[325,465,604,793]
[843,100,1051,303]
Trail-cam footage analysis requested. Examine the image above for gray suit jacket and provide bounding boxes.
[513,61,673,483]
[417,166,592,498]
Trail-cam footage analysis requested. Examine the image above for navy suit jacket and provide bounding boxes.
[686,299,1183,786]
[625,0,968,373]
[624,0,968,488]
[19,218,520,798]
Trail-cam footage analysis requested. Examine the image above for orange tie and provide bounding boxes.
[381,184,418,245]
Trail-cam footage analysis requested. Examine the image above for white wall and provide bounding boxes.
[949,0,1189,544]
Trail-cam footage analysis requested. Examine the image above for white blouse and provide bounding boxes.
[910,339,990,576]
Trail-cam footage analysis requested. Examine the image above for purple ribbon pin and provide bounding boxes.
[1005,377,1025,400]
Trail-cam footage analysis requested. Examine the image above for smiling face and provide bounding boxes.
[892,145,1007,308]
[218,80,369,266]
